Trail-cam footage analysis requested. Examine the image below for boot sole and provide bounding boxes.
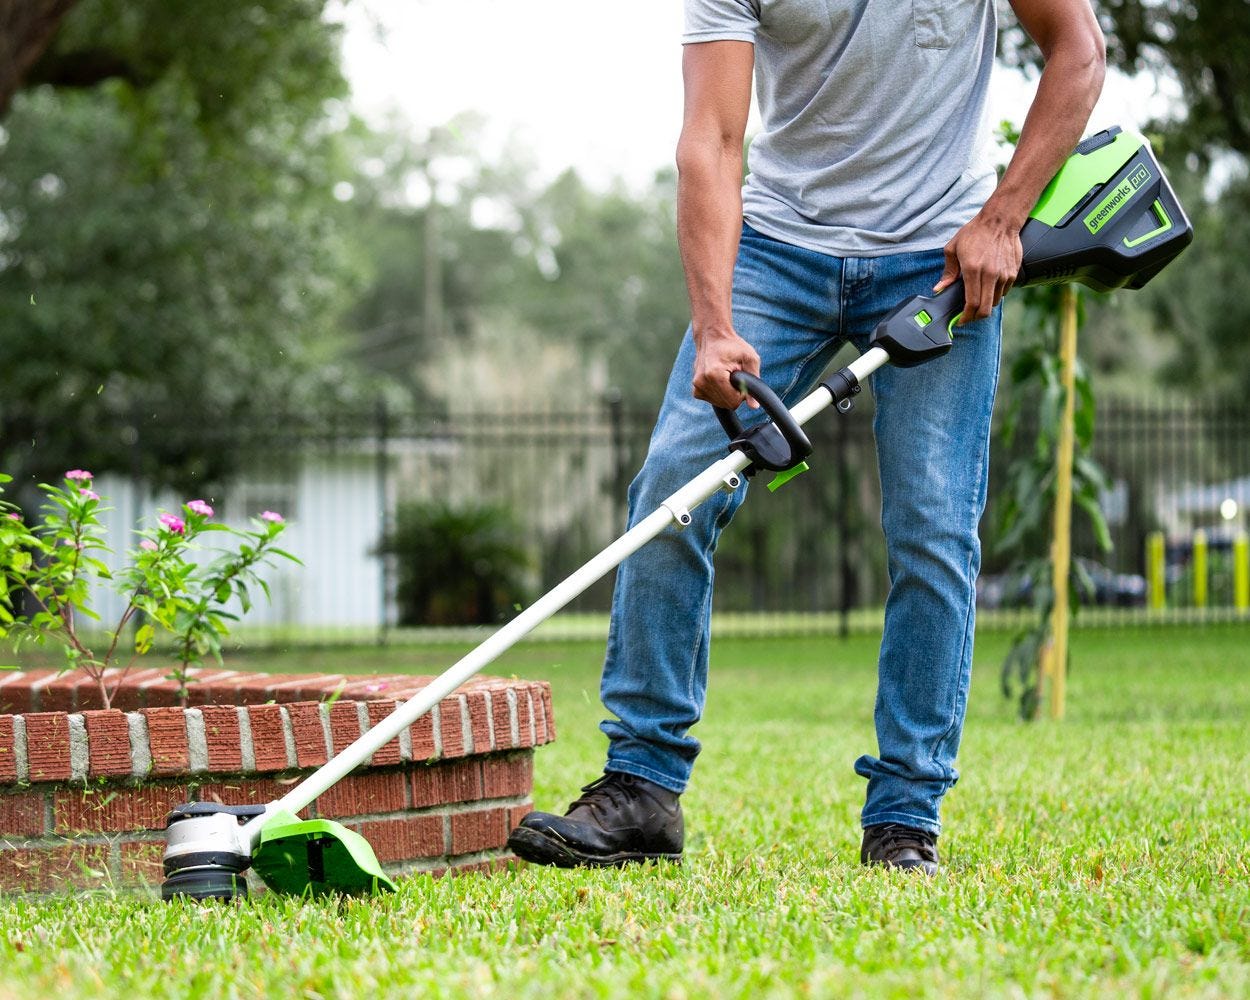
[507,826,681,869]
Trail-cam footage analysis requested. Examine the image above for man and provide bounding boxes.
[509,0,1105,873]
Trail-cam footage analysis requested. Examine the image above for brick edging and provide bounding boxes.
[0,672,554,783]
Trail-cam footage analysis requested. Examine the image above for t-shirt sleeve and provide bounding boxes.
[682,0,759,44]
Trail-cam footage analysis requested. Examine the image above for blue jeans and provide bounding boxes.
[599,224,1001,835]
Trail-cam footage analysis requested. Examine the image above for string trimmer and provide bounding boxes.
[162,125,1191,900]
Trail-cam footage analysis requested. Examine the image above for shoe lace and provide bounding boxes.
[567,773,637,817]
[870,823,937,862]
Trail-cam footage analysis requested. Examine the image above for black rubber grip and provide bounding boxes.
[868,279,964,368]
[713,372,812,472]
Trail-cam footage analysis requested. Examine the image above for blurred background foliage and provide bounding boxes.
[0,0,1246,492]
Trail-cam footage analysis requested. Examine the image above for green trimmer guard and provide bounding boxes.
[250,809,397,896]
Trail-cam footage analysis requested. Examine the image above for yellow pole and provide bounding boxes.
[1192,529,1208,609]
[1147,532,1166,609]
[1234,531,1249,612]
[1047,285,1079,721]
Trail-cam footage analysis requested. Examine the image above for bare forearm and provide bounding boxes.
[676,142,744,338]
[989,20,1107,228]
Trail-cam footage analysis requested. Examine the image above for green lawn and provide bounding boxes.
[0,626,1247,998]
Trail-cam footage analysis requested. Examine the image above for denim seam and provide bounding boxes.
[929,317,1001,781]
[684,489,736,704]
[862,808,941,836]
[604,758,687,794]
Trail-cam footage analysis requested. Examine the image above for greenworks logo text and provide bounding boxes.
[1085,164,1152,235]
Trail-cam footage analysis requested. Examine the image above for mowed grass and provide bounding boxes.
[0,625,1247,998]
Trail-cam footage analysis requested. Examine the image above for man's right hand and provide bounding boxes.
[691,326,762,411]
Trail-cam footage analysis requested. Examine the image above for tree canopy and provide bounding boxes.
[0,0,358,490]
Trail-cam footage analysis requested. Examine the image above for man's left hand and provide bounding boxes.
[933,211,1024,325]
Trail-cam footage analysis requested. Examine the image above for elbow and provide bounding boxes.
[675,129,742,182]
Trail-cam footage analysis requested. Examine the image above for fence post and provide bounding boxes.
[1235,531,1249,613]
[1147,531,1166,609]
[1192,529,1208,609]
[376,398,391,646]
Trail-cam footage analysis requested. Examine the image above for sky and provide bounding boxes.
[335,0,1182,191]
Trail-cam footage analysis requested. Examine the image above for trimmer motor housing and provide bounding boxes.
[1017,126,1193,292]
[869,126,1193,367]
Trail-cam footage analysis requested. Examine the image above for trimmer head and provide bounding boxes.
[162,802,263,901]
[162,802,395,900]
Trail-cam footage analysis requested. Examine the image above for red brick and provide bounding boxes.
[482,755,533,800]
[531,688,546,744]
[328,701,363,755]
[140,677,184,708]
[236,674,303,702]
[0,671,44,714]
[444,856,516,876]
[106,669,166,711]
[316,771,408,819]
[411,759,482,809]
[141,707,188,775]
[189,672,269,706]
[520,689,537,748]
[266,675,345,703]
[199,706,243,772]
[247,704,290,772]
[490,689,514,750]
[182,670,242,706]
[466,691,491,753]
[508,803,533,831]
[450,807,509,856]
[0,792,46,836]
[196,778,308,818]
[365,701,403,766]
[439,697,465,758]
[0,715,17,782]
[0,844,113,892]
[409,713,436,761]
[119,840,166,886]
[82,710,132,778]
[540,684,556,743]
[353,816,444,863]
[39,674,81,713]
[54,784,187,834]
[286,701,329,768]
[24,712,71,782]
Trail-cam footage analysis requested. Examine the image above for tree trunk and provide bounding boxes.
[0,0,79,116]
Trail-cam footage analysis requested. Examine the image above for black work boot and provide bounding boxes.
[507,772,683,868]
[860,823,940,875]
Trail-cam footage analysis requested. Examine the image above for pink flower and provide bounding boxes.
[158,513,186,535]
[186,499,214,517]
[139,539,158,551]
[5,512,20,522]
[80,489,100,501]
[65,469,93,482]
[260,511,284,524]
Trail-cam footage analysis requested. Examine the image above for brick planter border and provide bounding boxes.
[0,669,555,893]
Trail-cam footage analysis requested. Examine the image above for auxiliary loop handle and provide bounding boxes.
[713,371,813,472]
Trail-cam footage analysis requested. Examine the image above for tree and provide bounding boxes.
[0,0,79,115]
[1000,0,1250,161]
[0,0,361,491]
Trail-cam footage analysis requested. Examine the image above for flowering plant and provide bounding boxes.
[0,471,297,708]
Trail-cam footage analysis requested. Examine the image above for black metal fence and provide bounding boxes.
[276,396,1250,637]
[7,397,1249,641]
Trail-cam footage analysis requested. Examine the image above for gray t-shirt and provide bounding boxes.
[683,0,999,257]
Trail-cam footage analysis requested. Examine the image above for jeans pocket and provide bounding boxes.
[912,0,980,49]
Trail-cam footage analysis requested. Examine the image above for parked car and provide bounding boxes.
[976,558,1146,609]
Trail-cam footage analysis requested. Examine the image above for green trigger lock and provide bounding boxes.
[767,461,809,493]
